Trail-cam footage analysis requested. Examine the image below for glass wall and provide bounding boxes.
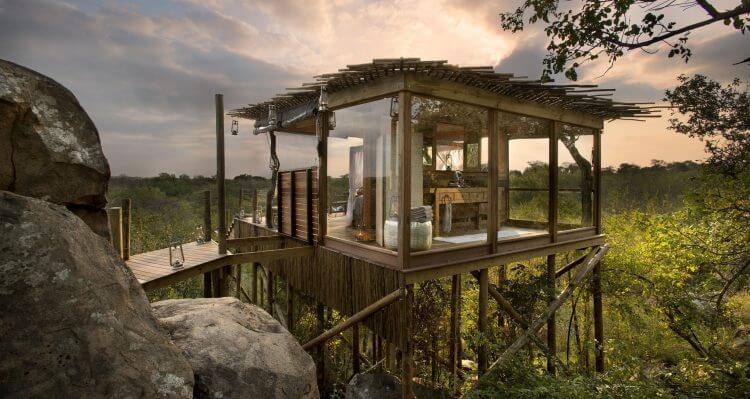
[558,124,594,230]
[497,111,551,240]
[326,97,400,250]
[412,96,488,250]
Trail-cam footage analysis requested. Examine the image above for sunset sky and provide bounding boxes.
[1,0,747,177]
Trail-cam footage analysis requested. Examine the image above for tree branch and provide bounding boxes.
[611,4,749,49]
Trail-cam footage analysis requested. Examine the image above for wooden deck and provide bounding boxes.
[125,241,231,291]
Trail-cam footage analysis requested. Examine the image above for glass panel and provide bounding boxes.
[497,111,551,241]
[558,124,594,230]
[412,96,488,250]
[326,97,400,250]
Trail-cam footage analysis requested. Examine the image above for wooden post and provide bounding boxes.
[121,199,131,260]
[487,109,498,252]
[216,94,227,254]
[238,188,243,215]
[266,269,275,315]
[316,112,329,242]
[252,188,258,224]
[203,190,212,298]
[306,169,314,243]
[594,130,602,235]
[478,268,489,375]
[593,260,604,372]
[449,274,461,388]
[286,282,295,332]
[399,283,414,399]
[106,207,123,259]
[352,323,361,375]
[497,265,507,328]
[499,117,510,226]
[549,121,560,240]
[546,254,557,374]
[235,265,242,300]
[251,263,259,304]
[397,91,412,269]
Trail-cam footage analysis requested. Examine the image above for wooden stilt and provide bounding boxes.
[449,274,461,387]
[106,207,123,259]
[235,265,242,300]
[400,284,414,399]
[202,190,212,297]
[203,273,213,298]
[352,323,361,375]
[478,268,489,375]
[251,263,259,303]
[593,260,604,372]
[266,269,275,316]
[547,254,557,374]
[497,265,506,328]
[121,199,131,261]
[286,281,294,332]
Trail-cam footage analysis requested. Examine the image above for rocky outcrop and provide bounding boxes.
[346,373,448,399]
[152,297,318,399]
[0,59,110,237]
[0,191,194,398]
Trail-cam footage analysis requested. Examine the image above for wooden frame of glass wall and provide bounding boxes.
[315,75,604,271]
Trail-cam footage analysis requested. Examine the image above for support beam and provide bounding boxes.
[203,191,212,299]
[121,199,131,261]
[303,289,403,350]
[593,260,604,372]
[449,274,461,387]
[478,268,489,375]
[546,254,557,374]
[352,323,361,375]
[251,263,259,303]
[286,282,295,332]
[252,188,258,224]
[484,245,609,375]
[235,265,242,300]
[399,284,414,399]
[266,269,275,315]
[106,207,123,259]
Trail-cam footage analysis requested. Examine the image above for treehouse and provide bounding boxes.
[222,58,653,396]
[115,58,654,398]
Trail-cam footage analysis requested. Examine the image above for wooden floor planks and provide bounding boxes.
[125,241,228,286]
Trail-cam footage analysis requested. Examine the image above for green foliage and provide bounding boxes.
[500,1,750,80]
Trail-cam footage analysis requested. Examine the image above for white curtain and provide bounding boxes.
[345,146,364,225]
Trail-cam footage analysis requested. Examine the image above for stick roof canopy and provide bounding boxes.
[229,58,656,125]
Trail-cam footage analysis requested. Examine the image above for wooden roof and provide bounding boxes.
[229,58,657,122]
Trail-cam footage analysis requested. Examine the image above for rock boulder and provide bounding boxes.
[0,59,110,237]
[152,297,318,399]
[0,191,194,398]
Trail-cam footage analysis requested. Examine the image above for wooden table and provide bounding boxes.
[428,187,488,236]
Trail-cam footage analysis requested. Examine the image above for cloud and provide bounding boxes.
[0,0,731,177]
[0,0,304,177]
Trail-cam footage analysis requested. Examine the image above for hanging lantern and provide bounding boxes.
[169,242,185,268]
[318,86,329,112]
[389,96,399,118]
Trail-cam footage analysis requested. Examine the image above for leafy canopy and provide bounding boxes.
[500,0,750,80]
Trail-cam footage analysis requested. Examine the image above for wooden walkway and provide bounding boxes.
[125,241,230,291]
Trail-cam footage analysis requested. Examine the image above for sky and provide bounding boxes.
[0,0,747,177]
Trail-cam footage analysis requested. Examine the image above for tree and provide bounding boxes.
[665,74,750,176]
[500,0,750,80]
